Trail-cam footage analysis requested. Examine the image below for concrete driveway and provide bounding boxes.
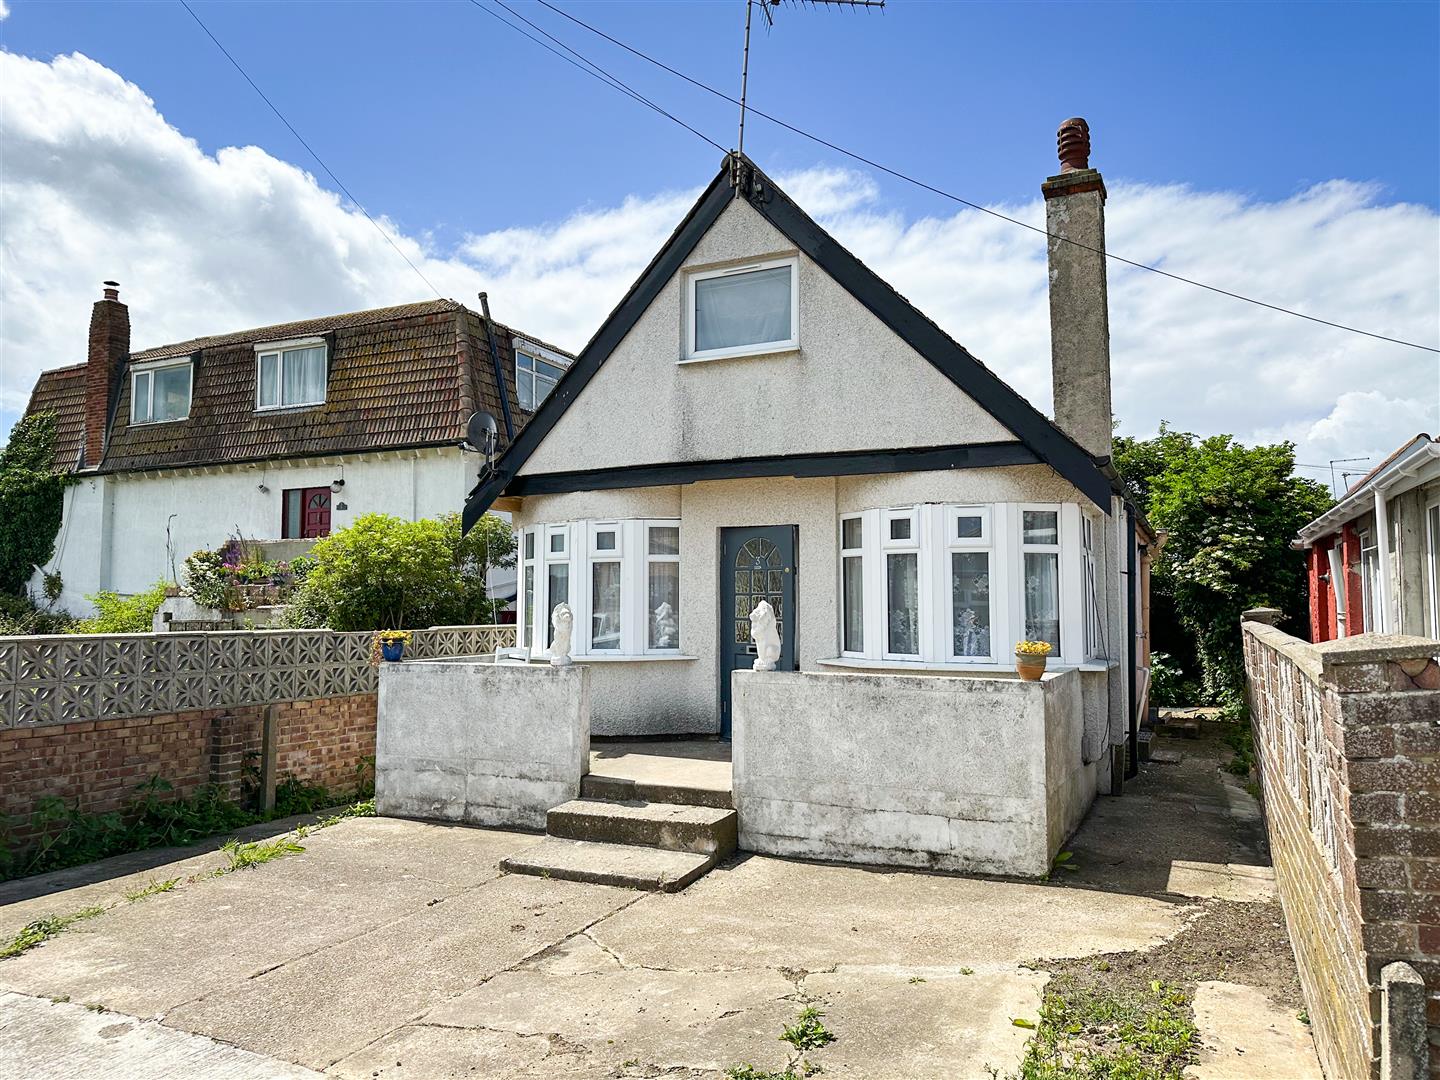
[0,737,1321,1079]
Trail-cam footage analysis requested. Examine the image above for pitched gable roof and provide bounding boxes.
[462,154,1113,531]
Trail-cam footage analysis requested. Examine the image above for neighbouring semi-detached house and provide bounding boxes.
[462,123,1157,785]
[22,291,570,615]
[1297,433,1440,642]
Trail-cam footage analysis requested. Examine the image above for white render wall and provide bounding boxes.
[518,198,1017,476]
[513,465,1121,747]
[33,446,498,615]
[376,660,589,830]
[731,668,1088,876]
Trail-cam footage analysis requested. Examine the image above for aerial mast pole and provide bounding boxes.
[736,0,884,156]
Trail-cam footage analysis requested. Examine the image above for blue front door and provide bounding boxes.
[718,525,797,738]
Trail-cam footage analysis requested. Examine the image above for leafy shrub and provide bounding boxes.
[287,512,515,631]
[184,539,312,611]
[0,411,76,596]
[0,592,75,635]
[69,581,168,634]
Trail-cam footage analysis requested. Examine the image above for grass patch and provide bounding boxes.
[124,877,179,902]
[1006,974,1196,1080]
[1,907,103,960]
[220,836,305,871]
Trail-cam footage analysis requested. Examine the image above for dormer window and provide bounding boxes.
[513,338,569,411]
[255,338,327,411]
[131,360,192,424]
[684,255,798,362]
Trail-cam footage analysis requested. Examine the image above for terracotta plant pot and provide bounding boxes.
[1015,653,1047,681]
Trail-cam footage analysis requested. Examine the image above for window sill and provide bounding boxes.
[129,416,190,426]
[678,344,800,366]
[256,402,326,414]
[817,656,1117,674]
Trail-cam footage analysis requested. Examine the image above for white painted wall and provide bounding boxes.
[513,466,1121,743]
[518,198,1018,476]
[32,446,511,615]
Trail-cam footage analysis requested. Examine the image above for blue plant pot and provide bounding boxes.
[380,641,405,662]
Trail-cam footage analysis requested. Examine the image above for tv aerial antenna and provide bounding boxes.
[737,0,885,155]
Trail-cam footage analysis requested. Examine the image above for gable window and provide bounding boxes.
[282,487,332,539]
[256,339,327,410]
[130,361,192,424]
[684,256,798,362]
[517,519,682,658]
[514,339,570,411]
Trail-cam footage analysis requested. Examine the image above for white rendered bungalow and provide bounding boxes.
[462,128,1153,803]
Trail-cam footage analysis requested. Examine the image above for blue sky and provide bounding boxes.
[2,1,1437,474]
[6,0,1436,236]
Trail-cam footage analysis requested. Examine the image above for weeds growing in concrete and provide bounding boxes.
[726,1005,834,1079]
[1,907,103,960]
[1008,974,1195,1080]
[124,877,180,902]
[220,836,305,871]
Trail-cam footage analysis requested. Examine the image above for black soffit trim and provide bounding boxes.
[508,443,1041,497]
[462,154,1113,531]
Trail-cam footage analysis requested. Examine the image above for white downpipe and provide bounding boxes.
[1374,488,1393,635]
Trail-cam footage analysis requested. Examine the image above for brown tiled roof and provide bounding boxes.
[23,364,87,471]
[22,300,570,475]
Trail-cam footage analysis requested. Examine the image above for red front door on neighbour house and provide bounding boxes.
[283,487,332,539]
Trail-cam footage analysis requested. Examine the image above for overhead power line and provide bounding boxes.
[527,0,1439,355]
[178,0,443,300]
[469,0,724,154]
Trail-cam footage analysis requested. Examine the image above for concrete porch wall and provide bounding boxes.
[376,661,590,830]
[731,667,1089,877]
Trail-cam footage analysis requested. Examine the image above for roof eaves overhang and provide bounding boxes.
[1293,435,1439,547]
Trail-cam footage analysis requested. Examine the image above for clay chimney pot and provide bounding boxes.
[1057,118,1091,173]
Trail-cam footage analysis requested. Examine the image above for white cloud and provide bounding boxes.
[3,50,1437,475]
[0,2,11,21]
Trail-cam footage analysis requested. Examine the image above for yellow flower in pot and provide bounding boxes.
[1014,640,1052,681]
[373,629,413,664]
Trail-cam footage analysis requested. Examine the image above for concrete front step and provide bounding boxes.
[500,837,716,893]
[547,799,738,857]
[580,772,733,810]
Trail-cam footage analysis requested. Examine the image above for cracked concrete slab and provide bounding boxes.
[163,874,637,1070]
[0,991,323,1080]
[1165,860,1275,902]
[590,853,1184,973]
[801,967,1045,1078]
[422,960,798,1073]
[327,1024,600,1080]
[1187,980,1323,1078]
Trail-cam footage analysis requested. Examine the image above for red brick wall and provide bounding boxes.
[1245,619,1440,1079]
[272,694,377,797]
[1,693,375,849]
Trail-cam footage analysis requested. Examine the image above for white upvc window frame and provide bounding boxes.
[943,504,998,663]
[513,337,570,411]
[254,336,327,412]
[682,255,800,363]
[838,510,874,658]
[1359,529,1378,632]
[1326,543,1347,632]
[520,519,682,659]
[1080,511,1106,661]
[837,501,1088,669]
[643,522,682,654]
[129,358,193,425]
[518,527,537,649]
[1426,499,1440,638]
[880,506,925,660]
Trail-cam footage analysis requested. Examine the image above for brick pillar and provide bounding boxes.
[208,712,254,805]
[84,281,130,467]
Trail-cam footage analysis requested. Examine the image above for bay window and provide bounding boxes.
[838,502,1090,667]
[517,519,682,658]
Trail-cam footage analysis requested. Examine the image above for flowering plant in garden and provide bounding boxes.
[1015,640,1053,657]
[184,538,313,611]
[375,630,411,644]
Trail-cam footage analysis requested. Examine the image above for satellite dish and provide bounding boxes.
[464,411,499,464]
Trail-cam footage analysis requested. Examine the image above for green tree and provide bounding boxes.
[0,412,74,597]
[1114,424,1332,707]
[286,511,515,631]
